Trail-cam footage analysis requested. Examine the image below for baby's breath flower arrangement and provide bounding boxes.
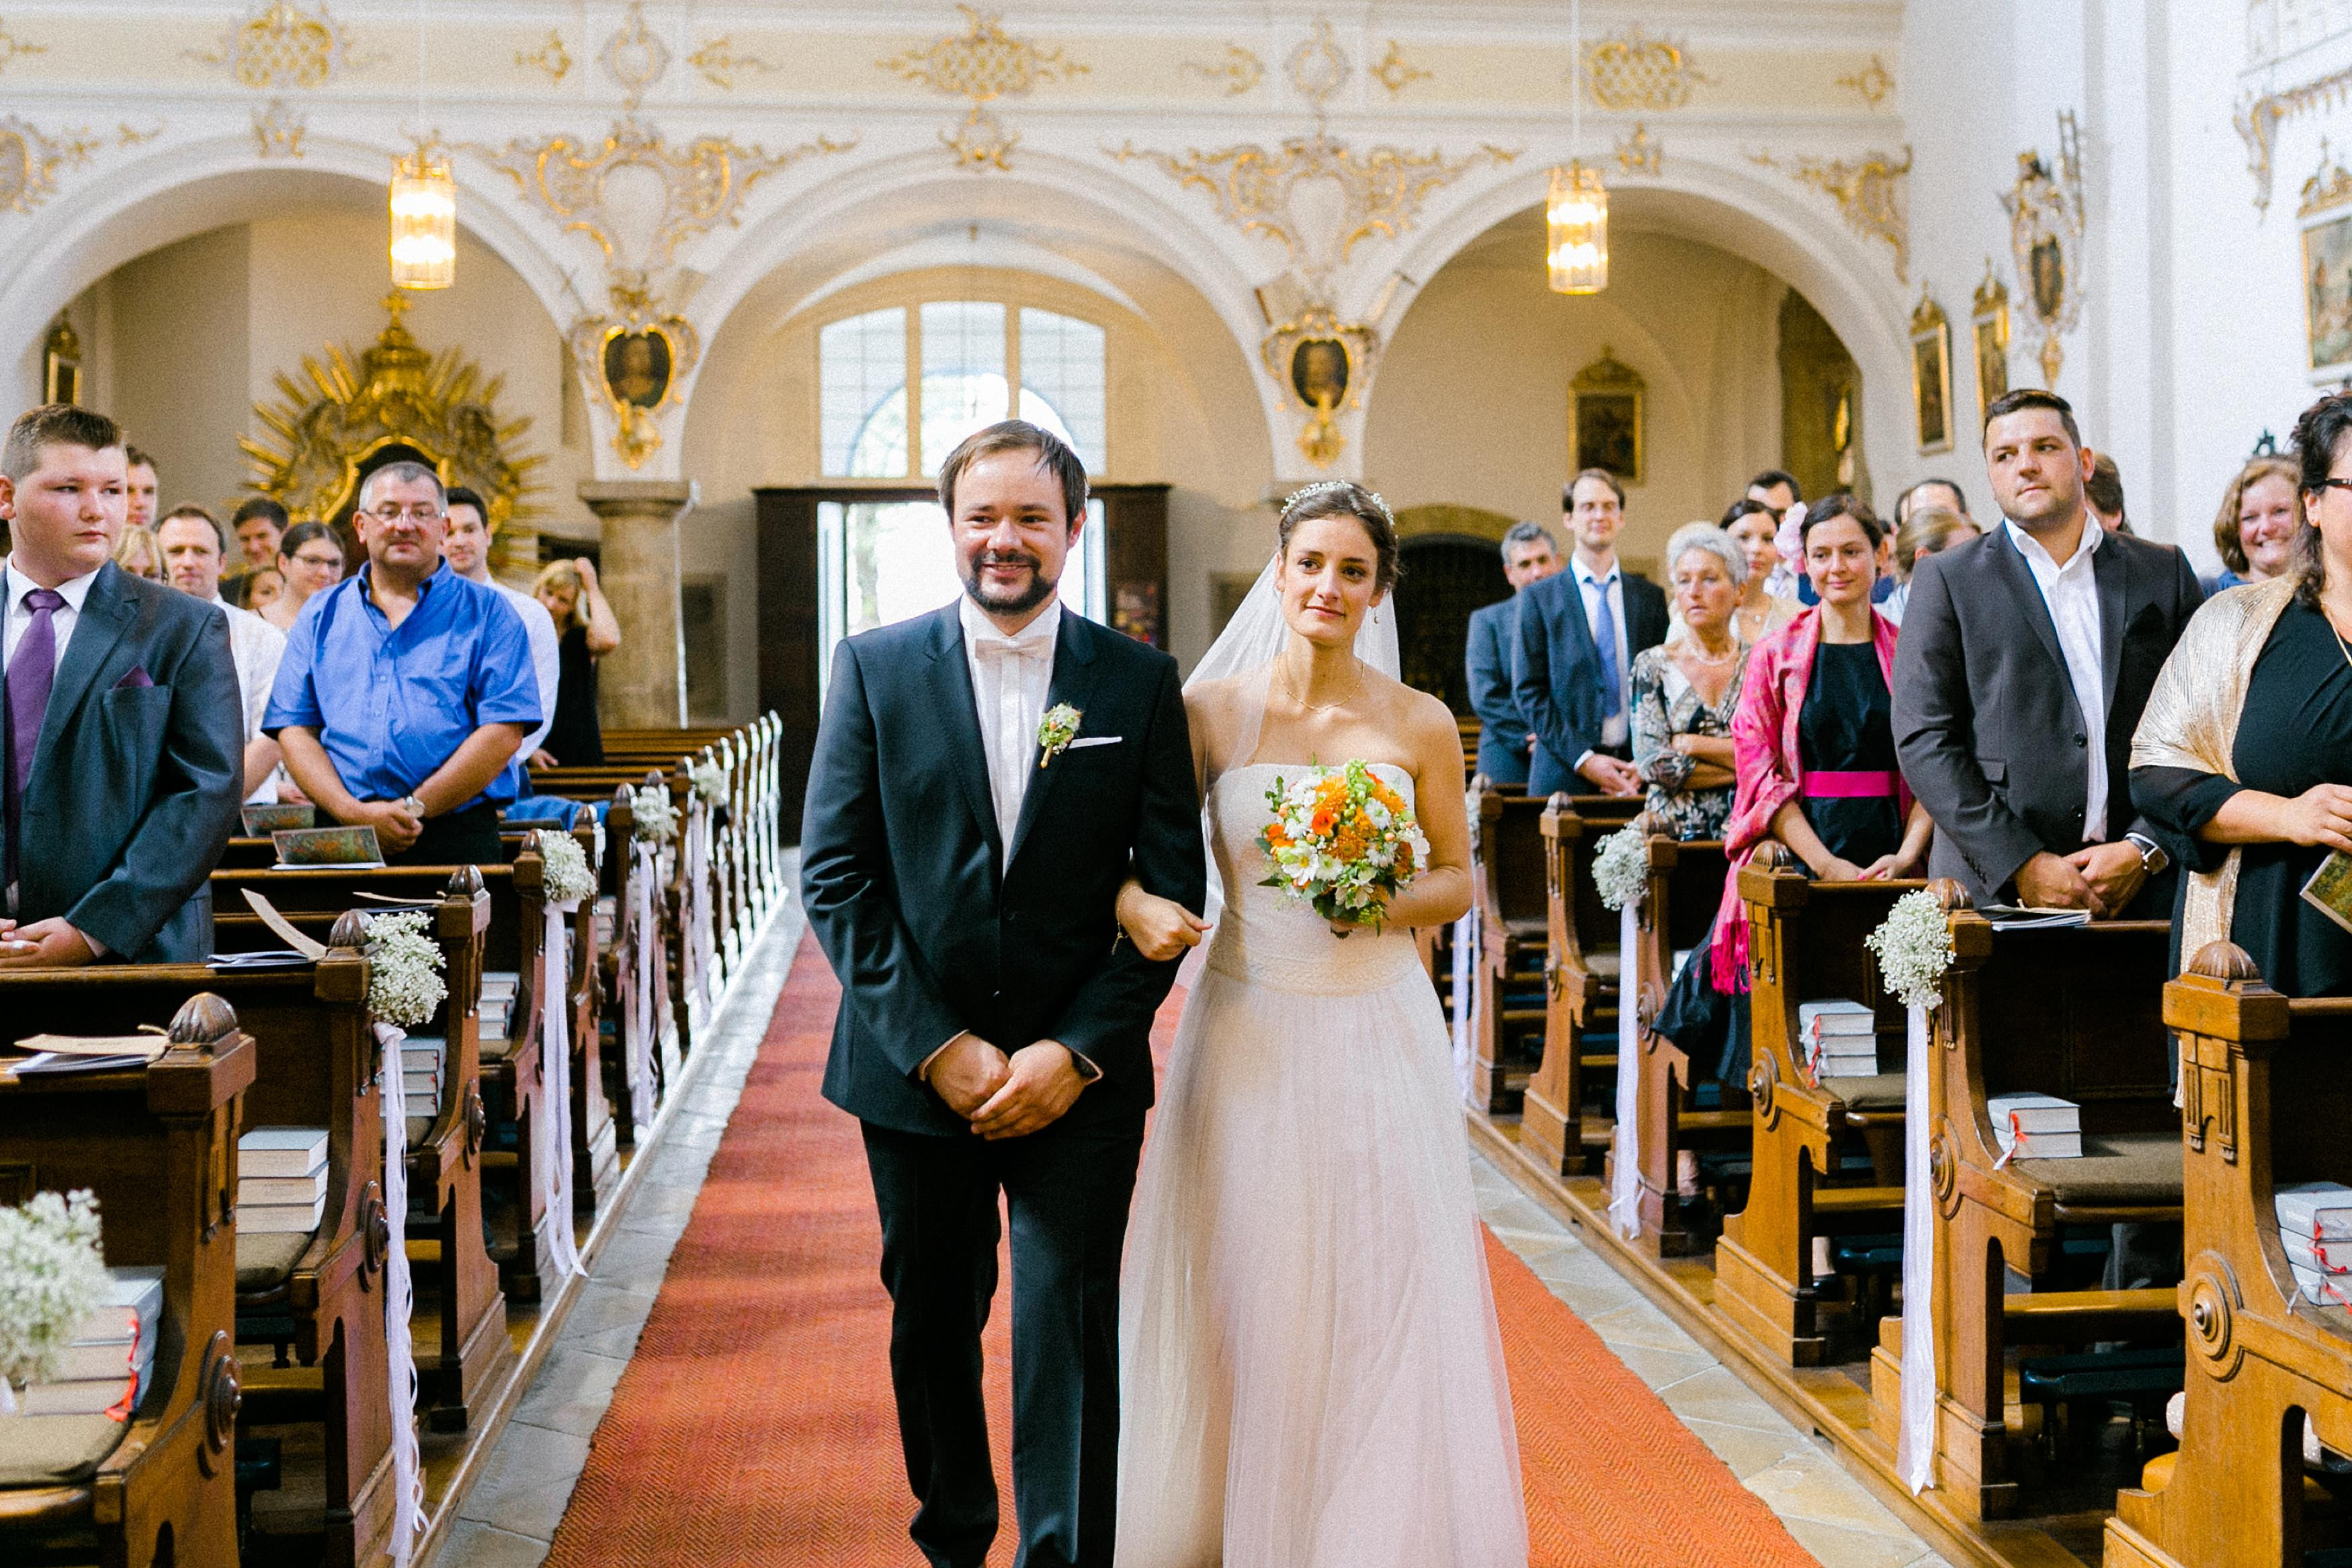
[365,910,448,1030]
[631,784,679,848]
[538,830,595,905]
[1591,826,1650,913]
[1865,889,1956,1012]
[686,758,728,805]
[0,1188,108,1405]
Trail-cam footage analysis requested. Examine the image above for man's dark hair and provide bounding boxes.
[937,420,1087,529]
[232,496,289,532]
[1562,468,1625,511]
[443,484,489,523]
[2086,453,2125,523]
[1982,388,2083,448]
[158,503,228,554]
[4,404,123,482]
[1896,478,1972,525]
[1499,520,1556,560]
[124,443,155,475]
[1748,468,1802,504]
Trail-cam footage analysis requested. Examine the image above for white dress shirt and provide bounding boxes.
[2004,519,2108,841]
[215,599,287,803]
[960,594,1061,866]
[2,559,98,672]
[1570,556,1632,758]
[493,582,562,759]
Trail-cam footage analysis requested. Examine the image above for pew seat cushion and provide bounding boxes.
[1581,951,1620,982]
[2011,1132,2181,1206]
[235,1229,312,1293]
[1818,1073,1905,1110]
[0,1413,124,1486]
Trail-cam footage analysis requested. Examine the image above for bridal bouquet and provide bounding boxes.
[1259,760,1429,932]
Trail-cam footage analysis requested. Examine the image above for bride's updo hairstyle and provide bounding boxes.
[1278,480,1402,596]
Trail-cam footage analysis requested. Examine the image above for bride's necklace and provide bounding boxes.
[1275,662,1362,714]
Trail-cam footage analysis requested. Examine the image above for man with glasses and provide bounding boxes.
[265,461,540,864]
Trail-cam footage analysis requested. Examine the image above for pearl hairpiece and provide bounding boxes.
[1282,478,1393,524]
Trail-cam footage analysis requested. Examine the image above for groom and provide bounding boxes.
[801,420,1206,1568]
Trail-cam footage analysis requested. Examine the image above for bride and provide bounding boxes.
[1112,481,1529,1567]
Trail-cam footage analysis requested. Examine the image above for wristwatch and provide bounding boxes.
[2124,832,2170,877]
[398,793,426,818]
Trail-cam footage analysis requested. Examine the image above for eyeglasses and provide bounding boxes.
[364,505,441,525]
[2313,478,2352,495]
[290,551,343,570]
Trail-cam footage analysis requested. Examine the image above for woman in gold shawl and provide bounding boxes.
[2130,392,2352,994]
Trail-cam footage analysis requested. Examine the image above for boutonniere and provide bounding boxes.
[1036,703,1082,769]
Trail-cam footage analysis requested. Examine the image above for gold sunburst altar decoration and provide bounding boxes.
[243,292,546,566]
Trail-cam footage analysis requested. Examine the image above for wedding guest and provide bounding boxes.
[156,504,286,802]
[231,496,288,578]
[1464,520,1560,785]
[1892,388,2202,913]
[261,520,342,633]
[124,445,157,533]
[1881,505,1981,625]
[265,462,539,865]
[235,566,284,614]
[2089,453,2132,535]
[1747,468,1801,517]
[1513,468,1669,796]
[111,522,161,580]
[1895,477,1971,526]
[1631,523,1751,840]
[2132,391,2352,996]
[533,556,620,768]
[0,405,241,964]
[2206,455,2300,593]
[1721,498,1799,644]
[442,485,560,776]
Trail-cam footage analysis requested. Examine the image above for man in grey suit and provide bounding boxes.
[1464,521,1560,785]
[0,405,243,964]
[1892,390,2202,914]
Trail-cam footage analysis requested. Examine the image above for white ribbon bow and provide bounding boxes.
[374,1020,428,1565]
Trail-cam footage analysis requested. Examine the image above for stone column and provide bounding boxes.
[578,478,698,730]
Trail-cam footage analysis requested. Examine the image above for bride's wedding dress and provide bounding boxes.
[1116,759,1529,1568]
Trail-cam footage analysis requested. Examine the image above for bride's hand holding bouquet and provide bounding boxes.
[1259,760,1430,939]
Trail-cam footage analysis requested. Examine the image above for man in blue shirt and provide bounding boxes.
[265,461,540,865]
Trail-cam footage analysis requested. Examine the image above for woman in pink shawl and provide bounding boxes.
[1708,496,1934,1007]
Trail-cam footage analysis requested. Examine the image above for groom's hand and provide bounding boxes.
[926,1033,1013,1118]
[970,1043,1088,1140]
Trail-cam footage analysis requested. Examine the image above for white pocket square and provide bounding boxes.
[1065,736,1123,749]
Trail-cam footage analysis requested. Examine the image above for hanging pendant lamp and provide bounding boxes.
[1548,0,1609,295]
[388,1,452,292]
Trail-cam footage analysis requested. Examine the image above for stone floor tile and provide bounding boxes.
[1776,1515,1932,1568]
[553,1280,656,1342]
[1680,1416,1812,1480]
[436,1519,553,1567]
[1603,1339,1721,1392]
[1654,1365,1799,1432]
[509,1347,628,1439]
[1581,1297,1705,1354]
[1742,1448,1915,1536]
[454,1424,593,1540]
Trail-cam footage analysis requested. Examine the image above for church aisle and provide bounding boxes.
[435,926,1942,1567]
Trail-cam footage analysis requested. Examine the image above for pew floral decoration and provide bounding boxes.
[364,910,449,1030]
[1592,826,1650,913]
[1864,889,1956,1012]
[687,758,728,805]
[0,1188,108,1413]
[538,830,596,905]
[632,784,679,848]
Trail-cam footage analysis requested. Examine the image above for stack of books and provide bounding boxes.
[2276,1182,2352,1307]
[595,897,616,949]
[401,1036,445,1106]
[17,1267,164,1416]
[1798,1000,1878,1082]
[480,971,519,1045]
[238,1127,328,1233]
[1987,1092,2083,1162]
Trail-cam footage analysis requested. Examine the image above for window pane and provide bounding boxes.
[820,308,907,477]
[1018,308,1106,471]
[919,302,1009,476]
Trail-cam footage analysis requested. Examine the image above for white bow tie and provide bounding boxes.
[972,635,1050,661]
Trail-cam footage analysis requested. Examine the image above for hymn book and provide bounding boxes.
[2302,853,2352,937]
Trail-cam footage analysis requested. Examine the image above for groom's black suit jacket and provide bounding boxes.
[802,602,1206,1139]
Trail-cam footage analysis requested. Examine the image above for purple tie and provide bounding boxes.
[9,589,63,799]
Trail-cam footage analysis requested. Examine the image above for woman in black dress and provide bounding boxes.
[532,556,622,768]
[2131,392,2352,997]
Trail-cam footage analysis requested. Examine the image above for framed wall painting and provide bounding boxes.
[1570,347,1644,483]
[1972,263,2010,412]
[1910,292,1954,455]
[42,314,80,406]
[2304,148,2352,379]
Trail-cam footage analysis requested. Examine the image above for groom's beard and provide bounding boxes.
[963,550,1058,615]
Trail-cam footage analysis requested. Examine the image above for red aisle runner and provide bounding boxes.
[544,935,1816,1567]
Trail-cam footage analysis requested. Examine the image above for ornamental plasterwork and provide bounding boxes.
[1286,17,1350,111]
[515,30,571,85]
[1181,43,1263,97]
[0,17,47,75]
[689,36,778,91]
[1581,28,1710,113]
[192,1,369,92]
[1615,124,1662,177]
[601,1,671,110]
[1750,145,1912,281]
[253,99,305,158]
[1999,114,2085,385]
[567,278,702,470]
[1372,41,1430,96]
[1838,55,1894,109]
[2237,63,2352,210]
[2304,138,2352,216]
[471,118,855,278]
[0,117,99,214]
[879,7,1087,172]
[118,122,163,149]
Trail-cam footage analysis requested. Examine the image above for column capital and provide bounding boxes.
[578,478,699,520]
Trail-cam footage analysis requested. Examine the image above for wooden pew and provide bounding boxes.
[1611,826,1742,1258]
[208,867,511,1432]
[0,994,252,1568]
[1462,778,1552,1115]
[2107,943,2352,1568]
[1714,848,1921,1366]
[1882,901,2183,1520]
[1519,793,1643,1176]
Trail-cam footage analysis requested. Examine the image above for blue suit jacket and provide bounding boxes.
[1465,596,1529,785]
[1511,566,1670,795]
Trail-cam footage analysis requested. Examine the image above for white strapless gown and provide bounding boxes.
[1116,764,1529,1567]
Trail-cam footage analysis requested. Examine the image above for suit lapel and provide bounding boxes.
[34,564,132,773]
[1005,611,1104,871]
[1989,527,2078,722]
[923,607,1004,872]
[2093,535,2127,713]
